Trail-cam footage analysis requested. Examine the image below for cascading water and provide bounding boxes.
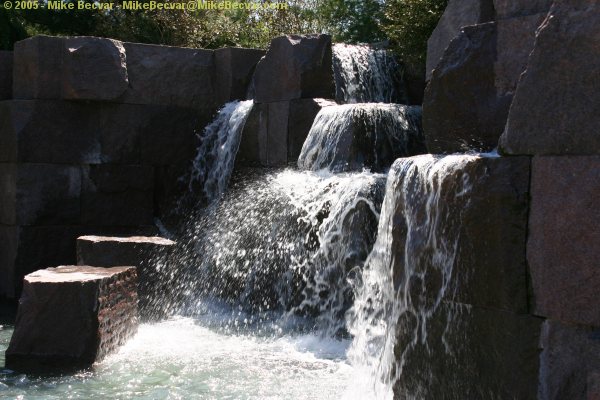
[332,44,407,104]
[346,154,479,399]
[188,100,254,204]
[1,39,442,400]
[173,168,386,338]
[298,103,424,172]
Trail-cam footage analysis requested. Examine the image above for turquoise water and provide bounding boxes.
[0,317,380,399]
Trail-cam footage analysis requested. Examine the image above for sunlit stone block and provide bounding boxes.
[5,266,138,372]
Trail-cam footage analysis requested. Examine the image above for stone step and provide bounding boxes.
[5,265,138,373]
[76,235,176,319]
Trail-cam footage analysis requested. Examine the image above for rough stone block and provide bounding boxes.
[215,47,265,105]
[238,101,290,166]
[81,164,154,227]
[394,303,542,400]
[426,0,494,80]
[77,235,175,318]
[424,23,511,153]
[62,37,128,101]
[0,225,158,299]
[122,42,215,109]
[388,155,531,313]
[5,266,138,372]
[0,100,102,164]
[140,105,212,165]
[287,98,335,162]
[252,35,335,103]
[0,51,12,100]
[499,0,600,155]
[0,163,81,226]
[424,14,542,153]
[528,156,600,327]
[495,13,547,95]
[538,320,600,400]
[0,100,208,165]
[13,36,63,100]
[494,0,552,19]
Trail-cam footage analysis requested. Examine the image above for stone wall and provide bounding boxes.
[0,35,265,299]
[418,0,600,399]
[238,34,337,167]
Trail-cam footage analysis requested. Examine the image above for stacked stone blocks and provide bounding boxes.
[0,35,265,299]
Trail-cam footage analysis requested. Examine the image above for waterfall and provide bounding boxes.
[346,154,479,399]
[332,44,407,104]
[188,100,253,204]
[173,168,386,337]
[298,104,424,173]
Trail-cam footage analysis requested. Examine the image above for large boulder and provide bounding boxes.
[77,235,175,319]
[538,320,600,400]
[62,37,128,101]
[0,51,12,100]
[12,35,218,109]
[424,15,543,153]
[426,0,494,81]
[121,42,215,109]
[252,35,335,103]
[528,156,600,327]
[13,36,129,101]
[424,23,509,153]
[215,47,265,105]
[297,104,425,173]
[499,0,600,155]
[5,266,138,372]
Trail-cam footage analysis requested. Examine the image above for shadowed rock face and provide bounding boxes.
[424,23,509,153]
[298,104,425,173]
[5,266,138,373]
[77,236,176,320]
[426,0,495,81]
[251,34,335,103]
[348,154,538,400]
[0,51,12,100]
[527,156,600,327]
[499,0,600,155]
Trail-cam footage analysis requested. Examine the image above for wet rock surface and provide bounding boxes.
[5,266,138,373]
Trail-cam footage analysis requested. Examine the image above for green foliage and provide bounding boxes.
[382,0,448,66]
[317,0,386,43]
[1,0,448,69]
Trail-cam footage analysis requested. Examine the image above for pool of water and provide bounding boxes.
[0,317,381,399]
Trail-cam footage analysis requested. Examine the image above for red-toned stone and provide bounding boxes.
[5,266,138,372]
[528,156,600,327]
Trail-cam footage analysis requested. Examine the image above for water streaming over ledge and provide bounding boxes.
[1,41,446,399]
[346,154,479,399]
[332,44,407,104]
[298,103,424,173]
[188,100,254,204]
